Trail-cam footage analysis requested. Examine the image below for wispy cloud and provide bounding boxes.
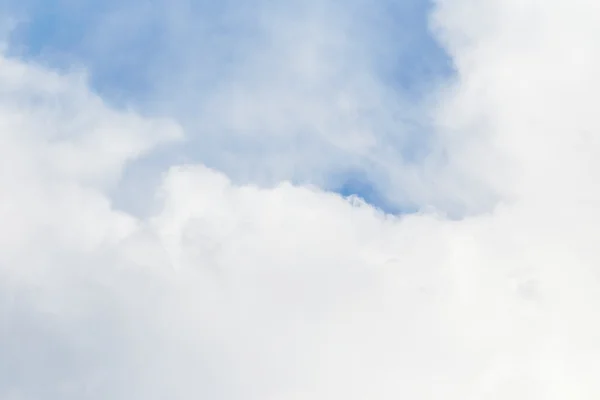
[5,0,460,214]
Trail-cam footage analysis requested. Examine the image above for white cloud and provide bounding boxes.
[3,0,600,399]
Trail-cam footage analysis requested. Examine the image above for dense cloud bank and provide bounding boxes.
[2,0,600,398]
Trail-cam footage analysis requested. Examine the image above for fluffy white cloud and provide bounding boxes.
[3,0,600,399]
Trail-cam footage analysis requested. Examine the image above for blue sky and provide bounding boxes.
[4,0,452,214]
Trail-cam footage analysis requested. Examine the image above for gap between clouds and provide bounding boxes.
[4,0,458,215]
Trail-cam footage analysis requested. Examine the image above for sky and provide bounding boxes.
[4,0,454,215]
[2,0,600,399]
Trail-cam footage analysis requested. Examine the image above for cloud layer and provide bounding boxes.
[2,0,600,399]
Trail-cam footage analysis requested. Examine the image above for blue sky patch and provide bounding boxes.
[3,0,453,214]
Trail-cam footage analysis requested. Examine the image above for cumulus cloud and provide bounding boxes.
[2,0,600,399]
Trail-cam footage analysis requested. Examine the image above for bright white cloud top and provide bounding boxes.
[2,0,600,399]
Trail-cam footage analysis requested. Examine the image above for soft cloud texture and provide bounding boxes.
[5,0,457,214]
[2,0,600,399]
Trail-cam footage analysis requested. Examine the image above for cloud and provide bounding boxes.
[2,0,600,399]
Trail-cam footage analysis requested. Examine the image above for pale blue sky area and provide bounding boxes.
[4,0,453,214]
